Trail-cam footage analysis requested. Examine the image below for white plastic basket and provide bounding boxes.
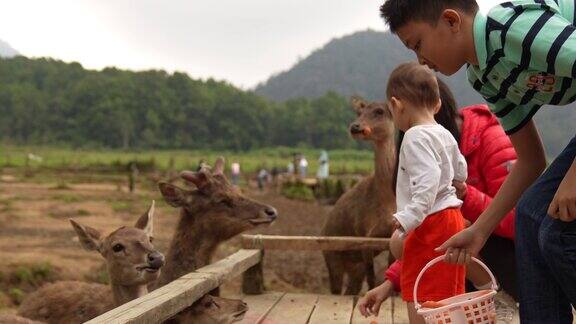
[414,256,498,324]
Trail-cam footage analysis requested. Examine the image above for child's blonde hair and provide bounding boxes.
[386,62,440,108]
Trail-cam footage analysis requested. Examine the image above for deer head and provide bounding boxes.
[177,295,248,324]
[349,96,395,142]
[70,201,164,287]
[158,157,278,240]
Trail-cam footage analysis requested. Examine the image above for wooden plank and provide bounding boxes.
[236,292,286,324]
[87,249,261,324]
[242,235,390,251]
[263,293,319,323]
[390,297,409,324]
[351,297,402,324]
[308,294,354,324]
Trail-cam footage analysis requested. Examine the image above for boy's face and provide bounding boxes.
[396,12,467,76]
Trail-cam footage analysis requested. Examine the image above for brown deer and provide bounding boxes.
[18,202,164,324]
[174,295,248,323]
[154,158,276,323]
[154,157,278,289]
[321,97,396,295]
[0,314,44,324]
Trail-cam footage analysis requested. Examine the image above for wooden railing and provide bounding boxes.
[87,235,390,323]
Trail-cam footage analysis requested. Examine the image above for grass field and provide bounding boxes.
[0,146,375,175]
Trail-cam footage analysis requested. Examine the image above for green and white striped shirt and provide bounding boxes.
[467,0,576,134]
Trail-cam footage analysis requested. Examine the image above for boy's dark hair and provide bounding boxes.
[387,62,440,108]
[392,78,461,190]
[380,0,479,32]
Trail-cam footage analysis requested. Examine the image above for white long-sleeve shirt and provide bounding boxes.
[394,124,467,233]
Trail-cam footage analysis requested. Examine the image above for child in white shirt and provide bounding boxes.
[358,62,467,324]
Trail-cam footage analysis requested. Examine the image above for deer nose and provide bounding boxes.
[350,124,362,134]
[147,251,165,269]
[264,207,278,220]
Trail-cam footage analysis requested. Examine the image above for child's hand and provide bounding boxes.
[357,281,394,317]
[548,167,576,222]
[453,180,467,200]
[392,218,402,231]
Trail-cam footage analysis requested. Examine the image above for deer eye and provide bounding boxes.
[220,199,234,208]
[374,109,384,116]
[149,237,154,243]
[112,244,124,253]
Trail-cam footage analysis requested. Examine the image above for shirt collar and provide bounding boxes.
[473,11,488,71]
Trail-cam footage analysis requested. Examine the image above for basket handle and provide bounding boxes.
[413,256,498,310]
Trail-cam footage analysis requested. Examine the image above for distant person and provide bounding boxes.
[299,156,308,178]
[271,166,280,187]
[257,168,269,191]
[231,162,241,186]
[317,150,329,180]
[287,161,295,175]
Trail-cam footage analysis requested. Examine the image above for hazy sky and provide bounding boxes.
[0,0,503,89]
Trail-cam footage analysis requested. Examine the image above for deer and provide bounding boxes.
[321,96,397,295]
[155,157,277,322]
[174,295,248,324]
[17,201,165,324]
[155,157,278,288]
[0,314,45,324]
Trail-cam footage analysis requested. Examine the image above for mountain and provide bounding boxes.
[255,30,576,158]
[0,40,19,57]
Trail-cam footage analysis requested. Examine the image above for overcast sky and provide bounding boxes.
[0,0,503,89]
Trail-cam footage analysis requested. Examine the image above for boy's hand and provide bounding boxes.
[453,180,467,200]
[357,281,394,317]
[435,225,487,265]
[548,163,576,222]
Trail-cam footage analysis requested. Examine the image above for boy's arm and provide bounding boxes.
[394,138,441,233]
[437,120,546,258]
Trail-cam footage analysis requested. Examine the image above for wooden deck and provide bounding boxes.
[235,292,523,324]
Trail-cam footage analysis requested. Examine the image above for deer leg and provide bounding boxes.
[323,251,344,295]
[362,250,376,289]
[344,261,365,295]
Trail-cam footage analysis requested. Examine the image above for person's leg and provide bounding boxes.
[515,135,576,323]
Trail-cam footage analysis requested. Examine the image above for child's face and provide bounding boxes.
[396,11,468,76]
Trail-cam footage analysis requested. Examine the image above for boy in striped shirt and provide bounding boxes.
[380,1,576,323]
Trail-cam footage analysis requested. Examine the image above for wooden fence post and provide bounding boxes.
[242,249,264,294]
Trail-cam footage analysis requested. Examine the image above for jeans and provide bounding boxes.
[516,135,576,323]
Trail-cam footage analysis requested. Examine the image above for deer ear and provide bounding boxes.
[159,182,188,207]
[135,200,154,236]
[351,95,367,112]
[213,157,225,175]
[70,219,102,252]
[180,171,209,189]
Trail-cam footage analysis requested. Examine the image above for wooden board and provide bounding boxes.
[86,249,261,324]
[237,292,285,324]
[308,294,354,324]
[241,235,390,251]
[350,296,409,324]
[263,293,318,323]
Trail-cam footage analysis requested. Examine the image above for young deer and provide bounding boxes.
[155,157,278,289]
[321,97,396,295]
[175,295,248,324]
[155,158,276,323]
[0,314,45,324]
[18,202,164,324]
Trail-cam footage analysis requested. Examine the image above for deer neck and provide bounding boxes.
[158,209,219,287]
[110,283,148,306]
[372,139,395,191]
